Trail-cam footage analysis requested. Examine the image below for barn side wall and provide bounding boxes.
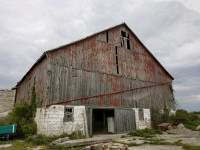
[0,90,16,118]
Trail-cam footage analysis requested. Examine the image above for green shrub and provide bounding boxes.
[188,112,198,121]
[0,118,7,126]
[185,119,200,131]
[5,101,37,137]
[22,122,37,137]
[151,107,173,129]
[151,108,162,129]
[173,109,189,125]
[151,107,200,131]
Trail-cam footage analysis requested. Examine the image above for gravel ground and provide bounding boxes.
[94,129,200,150]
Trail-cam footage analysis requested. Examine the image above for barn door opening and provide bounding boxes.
[92,109,114,134]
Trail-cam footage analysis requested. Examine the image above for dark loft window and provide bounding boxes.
[121,30,130,50]
[121,30,126,37]
[127,39,130,50]
[138,109,144,121]
[106,31,108,43]
[115,46,119,74]
[64,107,73,122]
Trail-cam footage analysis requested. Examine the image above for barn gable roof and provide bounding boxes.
[16,22,173,87]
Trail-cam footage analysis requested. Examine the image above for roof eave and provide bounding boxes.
[15,52,47,88]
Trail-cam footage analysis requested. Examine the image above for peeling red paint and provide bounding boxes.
[16,24,174,110]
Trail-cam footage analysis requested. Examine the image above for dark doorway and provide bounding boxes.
[92,109,114,134]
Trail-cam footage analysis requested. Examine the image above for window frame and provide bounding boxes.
[63,107,74,122]
[138,109,144,121]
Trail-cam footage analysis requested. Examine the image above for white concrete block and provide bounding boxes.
[35,105,88,136]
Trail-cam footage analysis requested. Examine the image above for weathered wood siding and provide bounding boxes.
[16,24,174,110]
[16,58,49,106]
[46,25,174,109]
[115,109,136,133]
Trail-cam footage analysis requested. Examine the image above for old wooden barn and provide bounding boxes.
[15,23,174,136]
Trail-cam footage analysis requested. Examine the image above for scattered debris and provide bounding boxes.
[176,123,185,129]
[51,137,69,145]
[196,125,200,130]
[167,128,200,138]
[85,143,128,150]
[55,137,112,148]
[158,123,173,131]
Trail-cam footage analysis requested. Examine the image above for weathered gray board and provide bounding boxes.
[115,109,136,133]
[86,107,136,135]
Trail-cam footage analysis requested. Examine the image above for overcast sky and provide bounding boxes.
[0,0,199,112]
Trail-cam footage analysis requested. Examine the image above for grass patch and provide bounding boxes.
[0,141,12,145]
[25,131,84,146]
[68,130,84,140]
[127,143,143,147]
[183,145,200,150]
[185,120,200,131]
[128,128,162,138]
[0,140,34,150]
[25,133,68,146]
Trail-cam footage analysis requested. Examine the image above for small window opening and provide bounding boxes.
[121,31,126,37]
[127,39,130,50]
[115,47,119,74]
[106,31,108,43]
[138,109,144,121]
[120,30,130,50]
[64,107,73,122]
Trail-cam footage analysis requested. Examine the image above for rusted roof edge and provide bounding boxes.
[15,52,47,87]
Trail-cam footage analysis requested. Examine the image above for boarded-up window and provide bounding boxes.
[64,107,73,122]
[138,109,144,120]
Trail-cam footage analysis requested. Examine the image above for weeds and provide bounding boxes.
[25,131,84,146]
[128,128,162,138]
[25,133,69,146]
[0,140,34,150]
[68,131,84,140]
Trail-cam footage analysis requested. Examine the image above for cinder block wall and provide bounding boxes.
[0,90,16,118]
[132,108,151,130]
[35,105,88,136]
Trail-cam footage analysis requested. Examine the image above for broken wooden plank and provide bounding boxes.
[57,137,112,148]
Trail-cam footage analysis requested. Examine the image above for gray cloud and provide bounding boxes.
[0,0,199,111]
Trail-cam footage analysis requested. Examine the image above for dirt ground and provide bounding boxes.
[0,130,200,150]
[94,131,200,150]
